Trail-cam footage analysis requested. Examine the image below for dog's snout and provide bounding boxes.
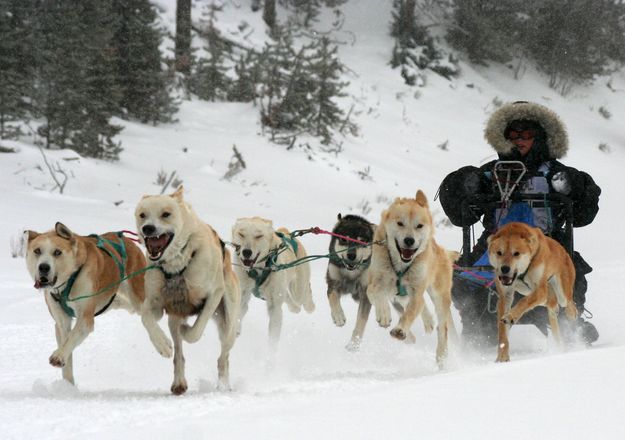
[501,265,510,274]
[347,252,357,261]
[39,263,50,274]
[242,248,252,259]
[142,224,156,236]
[403,237,415,247]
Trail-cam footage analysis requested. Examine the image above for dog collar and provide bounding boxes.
[386,248,413,296]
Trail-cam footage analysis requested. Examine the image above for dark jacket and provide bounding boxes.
[439,102,601,263]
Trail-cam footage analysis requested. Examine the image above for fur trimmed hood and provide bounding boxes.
[484,101,568,159]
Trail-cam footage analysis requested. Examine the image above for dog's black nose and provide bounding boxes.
[501,265,510,274]
[347,252,357,261]
[242,249,252,259]
[403,237,415,247]
[39,263,50,274]
[142,224,156,236]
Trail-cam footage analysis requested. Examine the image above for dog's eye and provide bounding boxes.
[162,212,171,219]
[397,221,404,227]
[34,248,41,256]
[496,251,503,256]
[139,213,146,219]
[53,249,62,257]
[416,224,423,229]
[513,251,520,257]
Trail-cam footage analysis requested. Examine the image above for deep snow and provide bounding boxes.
[1,1,624,439]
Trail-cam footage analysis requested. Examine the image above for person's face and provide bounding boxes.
[506,129,536,157]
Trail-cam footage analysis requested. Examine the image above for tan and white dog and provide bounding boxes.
[135,187,240,393]
[487,221,577,362]
[231,217,314,350]
[25,222,146,385]
[367,190,456,366]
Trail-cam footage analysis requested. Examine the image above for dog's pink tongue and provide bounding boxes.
[34,280,41,289]
[146,235,168,254]
[401,248,415,259]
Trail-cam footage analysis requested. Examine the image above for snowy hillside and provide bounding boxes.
[1,1,625,439]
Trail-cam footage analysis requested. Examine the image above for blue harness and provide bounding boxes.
[51,233,127,318]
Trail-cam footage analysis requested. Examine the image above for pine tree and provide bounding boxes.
[390,0,458,83]
[228,50,260,103]
[111,0,178,124]
[446,0,524,66]
[190,3,232,102]
[0,0,35,139]
[527,0,625,94]
[308,37,350,144]
[32,0,124,159]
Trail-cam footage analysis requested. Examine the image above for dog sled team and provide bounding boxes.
[23,102,601,393]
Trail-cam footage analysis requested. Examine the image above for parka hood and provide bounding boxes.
[484,101,568,159]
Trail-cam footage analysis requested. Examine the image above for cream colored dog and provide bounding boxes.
[231,217,314,350]
[25,223,146,385]
[488,221,577,362]
[135,187,240,393]
[367,190,456,366]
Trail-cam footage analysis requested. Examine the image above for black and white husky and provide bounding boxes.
[326,214,375,350]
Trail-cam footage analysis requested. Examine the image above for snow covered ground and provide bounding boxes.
[1,1,624,439]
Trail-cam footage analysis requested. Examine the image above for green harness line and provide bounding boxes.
[243,229,377,300]
[51,233,158,318]
[395,265,411,297]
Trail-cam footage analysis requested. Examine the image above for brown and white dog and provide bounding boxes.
[135,187,240,393]
[488,221,577,362]
[25,222,146,385]
[231,217,314,351]
[367,190,457,366]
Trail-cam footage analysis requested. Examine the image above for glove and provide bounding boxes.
[551,169,584,196]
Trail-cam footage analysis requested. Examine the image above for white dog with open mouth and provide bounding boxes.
[231,217,314,350]
[135,186,240,393]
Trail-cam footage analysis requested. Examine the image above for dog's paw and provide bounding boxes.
[180,323,203,343]
[345,338,361,352]
[150,331,173,358]
[331,308,346,327]
[375,303,392,328]
[217,378,232,392]
[500,313,515,325]
[287,302,302,314]
[496,353,510,363]
[49,350,65,368]
[405,330,416,344]
[421,312,435,334]
[390,327,407,340]
[171,379,188,395]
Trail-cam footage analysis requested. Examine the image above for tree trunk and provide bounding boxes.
[263,0,277,35]
[175,0,192,74]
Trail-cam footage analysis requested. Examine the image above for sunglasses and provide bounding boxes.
[507,129,536,140]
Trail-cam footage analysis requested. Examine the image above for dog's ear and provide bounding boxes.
[55,222,73,240]
[415,190,429,207]
[25,230,40,242]
[171,185,184,201]
[524,227,540,255]
[337,213,342,221]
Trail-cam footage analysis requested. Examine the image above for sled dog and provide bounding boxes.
[367,190,457,366]
[135,187,240,394]
[25,222,146,385]
[325,214,376,350]
[231,217,314,350]
[487,221,577,362]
